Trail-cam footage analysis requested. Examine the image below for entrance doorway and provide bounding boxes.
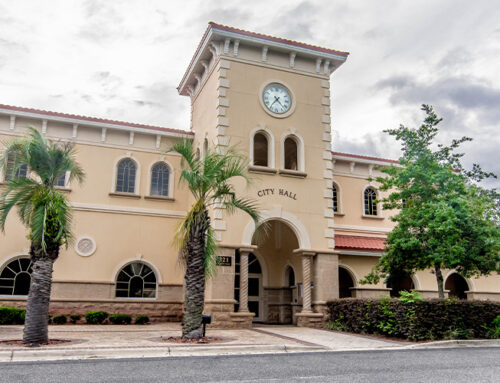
[234,252,263,321]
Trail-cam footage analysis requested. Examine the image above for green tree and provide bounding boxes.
[0,128,84,344]
[363,105,500,298]
[168,140,260,339]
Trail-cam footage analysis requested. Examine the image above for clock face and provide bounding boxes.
[263,84,291,114]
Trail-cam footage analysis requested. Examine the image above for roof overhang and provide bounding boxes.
[178,23,349,96]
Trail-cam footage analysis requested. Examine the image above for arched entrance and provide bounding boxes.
[388,275,415,298]
[338,267,355,298]
[445,273,469,299]
[236,219,302,324]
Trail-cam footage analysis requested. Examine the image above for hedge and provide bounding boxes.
[327,297,500,341]
[85,311,109,324]
[109,314,132,325]
[135,314,150,325]
[0,307,25,325]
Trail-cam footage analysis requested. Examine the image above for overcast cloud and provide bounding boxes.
[0,0,498,187]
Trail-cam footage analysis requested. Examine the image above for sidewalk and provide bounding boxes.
[0,323,498,362]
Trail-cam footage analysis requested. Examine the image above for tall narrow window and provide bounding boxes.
[332,184,338,213]
[55,173,66,187]
[203,138,209,157]
[364,187,377,216]
[116,159,136,193]
[253,133,268,167]
[5,151,27,181]
[116,262,157,298]
[151,163,170,197]
[284,137,298,170]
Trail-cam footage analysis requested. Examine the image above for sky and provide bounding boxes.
[0,0,499,187]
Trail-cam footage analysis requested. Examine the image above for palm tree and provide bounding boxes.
[169,140,260,339]
[0,128,84,344]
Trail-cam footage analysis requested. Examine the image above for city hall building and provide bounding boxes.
[1,23,499,327]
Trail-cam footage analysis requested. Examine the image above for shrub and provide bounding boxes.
[52,314,67,325]
[0,307,26,325]
[327,299,500,341]
[135,314,150,325]
[85,311,109,324]
[109,313,132,325]
[482,316,500,339]
[69,314,81,324]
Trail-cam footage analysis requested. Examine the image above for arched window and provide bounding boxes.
[150,163,170,197]
[5,151,28,181]
[364,187,377,216]
[284,137,298,170]
[285,265,295,287]
[116,159,137,193]
[253,132,268,167]
[116,262,157,298]
[332,184,338,213]
[0,257,32,296]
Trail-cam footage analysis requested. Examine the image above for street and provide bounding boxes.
[0,347,499,382]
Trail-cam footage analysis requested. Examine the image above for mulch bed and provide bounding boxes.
[0,339,72,347]
[161,336,223,344]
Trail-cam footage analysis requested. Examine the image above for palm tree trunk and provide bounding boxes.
[182,209,209,339]
[434,263,445,299]
[23,243,58,345]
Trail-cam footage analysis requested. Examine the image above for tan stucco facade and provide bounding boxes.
[0,23,499,327]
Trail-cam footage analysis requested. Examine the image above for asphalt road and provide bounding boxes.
[0,347,499,383]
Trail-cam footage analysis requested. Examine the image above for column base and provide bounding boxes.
[228,312,255,328]
[294,312,325,328]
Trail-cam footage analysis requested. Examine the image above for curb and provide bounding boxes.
[0,344,326,362]
[404,339,500,349]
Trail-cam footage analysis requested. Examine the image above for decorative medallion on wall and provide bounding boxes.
[75,236,97,257]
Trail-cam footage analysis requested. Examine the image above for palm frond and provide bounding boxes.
[0,127,85,254]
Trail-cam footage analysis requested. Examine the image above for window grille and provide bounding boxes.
[151,163,169,196]
[364,187,377,216]
[0,258,32,296]
[116,159,136,193]
[116,262,157,298]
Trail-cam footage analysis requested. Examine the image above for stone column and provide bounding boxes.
[301,251,315,313]
[238,250,250,313]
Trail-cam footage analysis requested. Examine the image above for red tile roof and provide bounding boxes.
[335,235,386,252]
[0,104,193,136]
[209,22,349,58]
[332,151,399,164]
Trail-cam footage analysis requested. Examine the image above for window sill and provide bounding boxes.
[362,214,384,220]
[334,212,345,216]
[109,192,141,199]
[279,169,307,178]
[248,165,277,175]
[144,195,175,202]
[55,187,72,192]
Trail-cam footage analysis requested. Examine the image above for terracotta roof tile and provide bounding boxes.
[209,22,349,57]
[0,104,193,136]
[335,235,386,252]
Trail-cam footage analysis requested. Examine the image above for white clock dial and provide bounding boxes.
[263,84,291,114]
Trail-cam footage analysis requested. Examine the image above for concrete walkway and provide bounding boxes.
[0,323,497,362]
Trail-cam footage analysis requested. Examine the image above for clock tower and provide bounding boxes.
[178,23,349,327]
